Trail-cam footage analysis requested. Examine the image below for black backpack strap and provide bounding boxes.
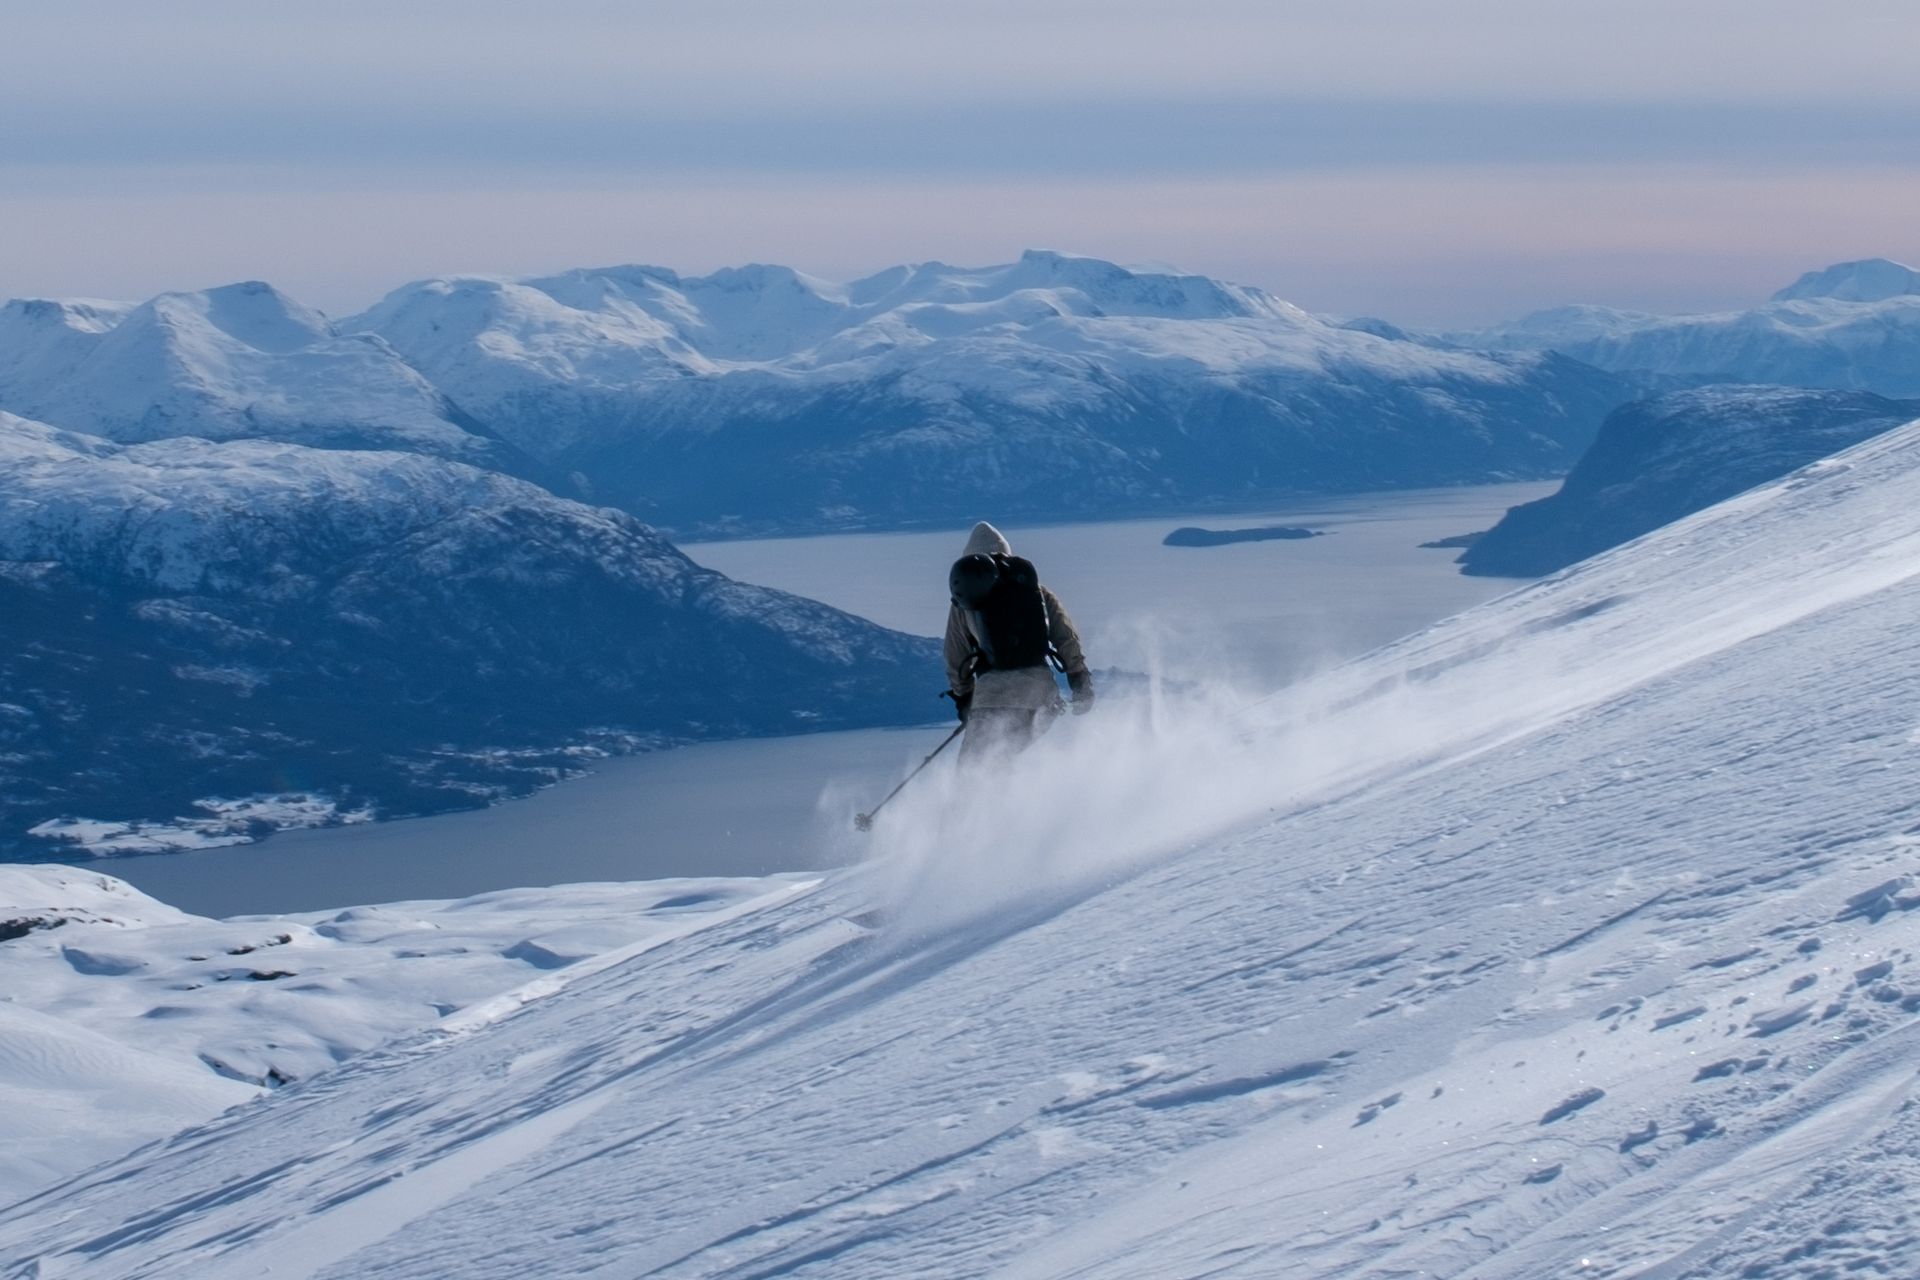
[1033,580,1066,671]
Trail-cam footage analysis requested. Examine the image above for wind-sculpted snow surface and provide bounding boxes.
[1460,385,1920,577]
[8,421,1920,1274]
[0,865,802,1205]
[1463,258,1920,398]
[346,251,1627,534]
[0,283,540,478]
[0,413,937,852]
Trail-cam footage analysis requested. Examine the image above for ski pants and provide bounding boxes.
[960,704,1058,765]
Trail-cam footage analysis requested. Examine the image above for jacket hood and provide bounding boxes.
[963,521,1012,557]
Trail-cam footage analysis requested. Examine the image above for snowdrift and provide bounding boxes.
[7,418,1920,1277]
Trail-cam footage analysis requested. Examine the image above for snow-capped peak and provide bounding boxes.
[0,295,135,335]
[1456,264,1920,398]
[147,279,336,353]
[1770,257,1920,304]
[0,299,138,409]
[338,252,1621,530]
[347,251,1307,378]
[0,280,528,470]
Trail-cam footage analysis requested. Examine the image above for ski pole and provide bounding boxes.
[854,724,964,831]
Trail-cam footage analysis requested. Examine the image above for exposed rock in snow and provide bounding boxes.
[1460,259,1920,398]
[0,412,938,852]
[8,412,1920,1276]
[345,251,1630,534]
[1460,386,1920,577]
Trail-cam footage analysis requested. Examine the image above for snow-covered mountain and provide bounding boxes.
[1773,257,1920,304]
[346,251,1630,535]
[1459,385,1920,577]
[0,283,542,478]
[0,412,938,855]
[1460,258,1920,397]
[8,410,1920,1275]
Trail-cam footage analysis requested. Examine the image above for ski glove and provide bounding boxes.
[1068,671,1095,715]
[946,689,972,724]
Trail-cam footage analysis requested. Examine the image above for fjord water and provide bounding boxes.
[688,482,1556,681]
[108,482,1550,917]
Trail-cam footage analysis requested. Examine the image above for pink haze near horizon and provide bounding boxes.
[3,2,1918,326]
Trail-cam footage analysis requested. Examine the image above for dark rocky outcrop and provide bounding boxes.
[1460,387,1920,578]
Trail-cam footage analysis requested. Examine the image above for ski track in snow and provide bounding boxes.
[8,425,1920,1276]
[194,1089,617,1280]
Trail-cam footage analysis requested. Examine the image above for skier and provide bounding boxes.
[944,521,1094,762]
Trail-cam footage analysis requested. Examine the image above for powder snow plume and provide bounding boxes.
[833,432,1920,939]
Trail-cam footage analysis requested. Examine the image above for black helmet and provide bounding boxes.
[949,553,1000,608]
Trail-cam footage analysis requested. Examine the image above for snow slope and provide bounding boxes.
[348,251,1628,534]
[1460,385,1920,577]
[0,865,799,1206]
[0,412,938,852]
[7,418,1920,1277]
[1463,258,1920,398]
[0,868,250,1201]
[0,283,539,478]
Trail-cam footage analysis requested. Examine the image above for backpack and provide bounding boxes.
[949,553,1058,672]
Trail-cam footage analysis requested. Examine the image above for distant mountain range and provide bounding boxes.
[346,251,1631,535]
[0,413,937,855]
[1,252,1634,537]
[25,253,1910,546]
[1450,258,1920,399]
[1458,386,1920,578]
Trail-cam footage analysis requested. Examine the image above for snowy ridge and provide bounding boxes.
[0,411,533,592]
[1461,258,1920,398]
[1772,257,1920,304]
[346,249,1307,393]
[341,251,1627,532]
[1457,302,1664,350]
[8,420,1920,1275]
[0,283,537,477]
[3,255,1629,534]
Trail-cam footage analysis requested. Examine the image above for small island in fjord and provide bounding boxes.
[1162,524,1325,547]
[1419,530,1485,550]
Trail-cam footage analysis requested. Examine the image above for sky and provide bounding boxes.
[2,0,1917,327]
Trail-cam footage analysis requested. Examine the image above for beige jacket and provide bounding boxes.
[943,522,1090,711]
